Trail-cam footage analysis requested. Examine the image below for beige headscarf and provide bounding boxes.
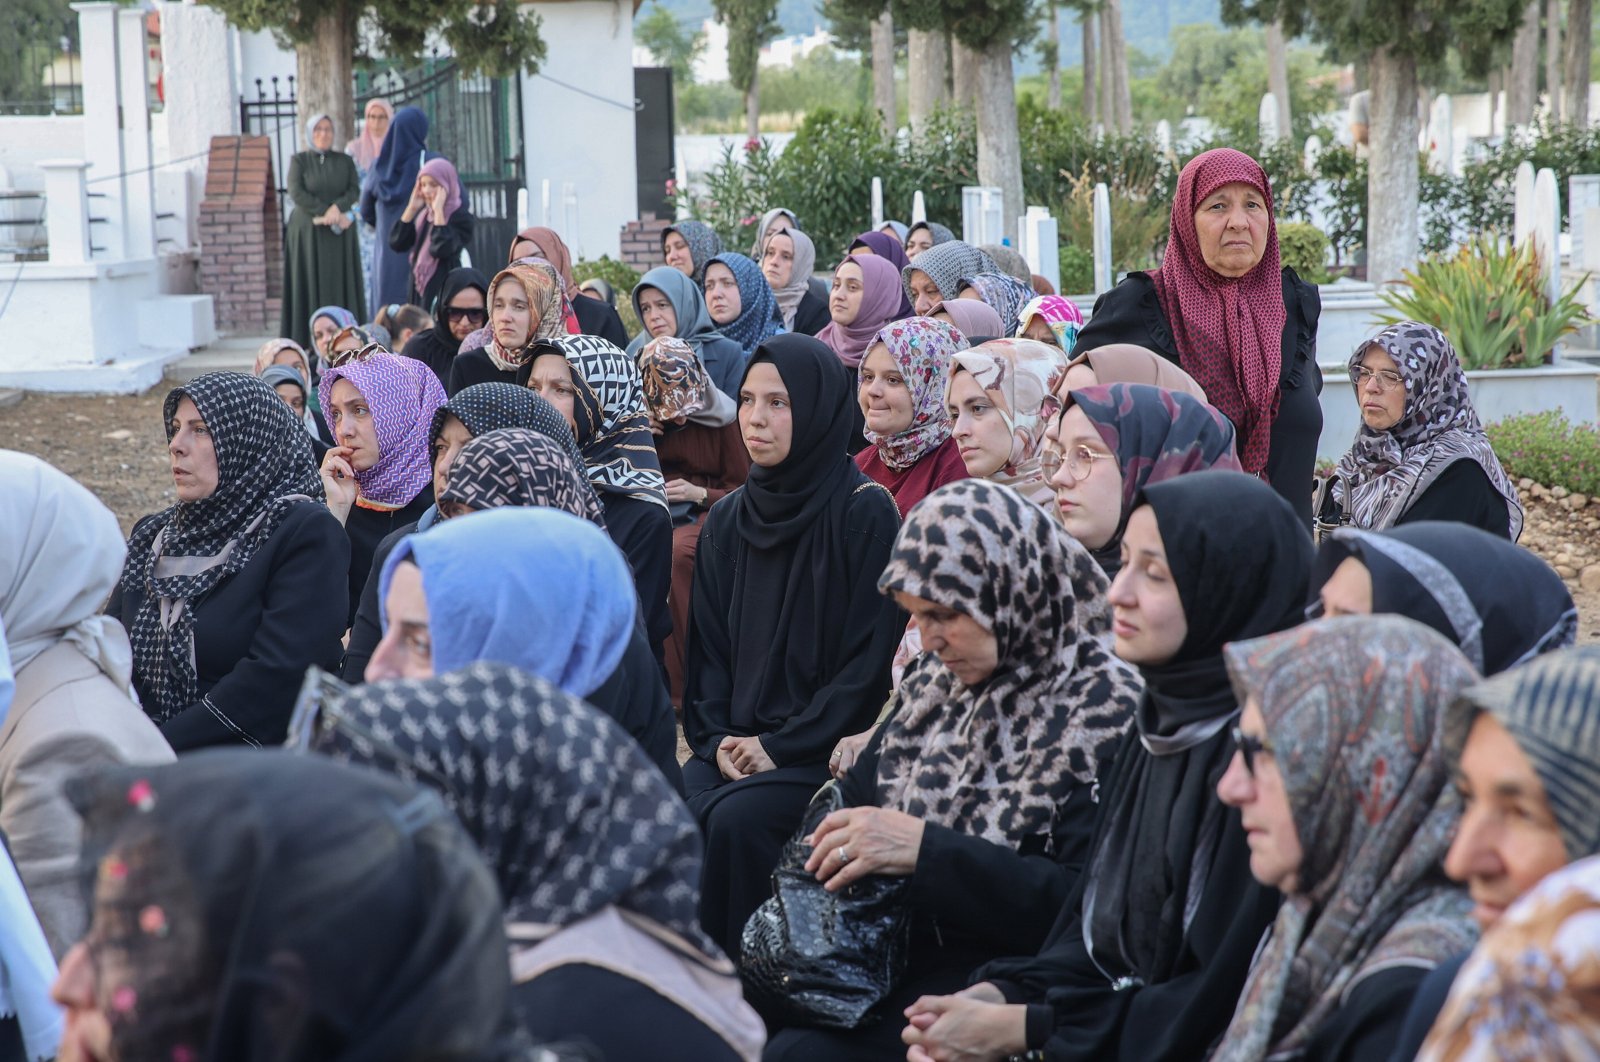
[1066,344,1210,402]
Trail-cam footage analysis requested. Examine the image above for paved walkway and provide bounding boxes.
[163,333,275,383]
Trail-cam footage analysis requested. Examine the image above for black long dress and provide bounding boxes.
[1073,266,1322,523]
[389,206,474,311]
[680,334,904,957]
[279,149,364,349]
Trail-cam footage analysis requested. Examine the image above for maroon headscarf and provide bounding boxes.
[1151,148,1284,477]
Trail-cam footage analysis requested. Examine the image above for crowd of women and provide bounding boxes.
[0,144,1592,1062]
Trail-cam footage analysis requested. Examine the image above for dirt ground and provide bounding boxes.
[6,387,1600,643]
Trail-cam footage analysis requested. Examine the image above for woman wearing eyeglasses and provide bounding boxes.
[903,471,1310,1062]
[1324,321,1522,539]
[397,267,489,387]
[1209,615,1478,1062]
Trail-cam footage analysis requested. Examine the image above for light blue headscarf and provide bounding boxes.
[0,620,64,1061]
[378,507,635,697]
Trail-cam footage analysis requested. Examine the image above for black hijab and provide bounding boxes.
[402,267,489,384]
[1312,521,1577,676]
[1084,470,1313,985]
[67,749,513,1062]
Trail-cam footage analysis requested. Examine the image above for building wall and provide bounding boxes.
[521,0,638,261]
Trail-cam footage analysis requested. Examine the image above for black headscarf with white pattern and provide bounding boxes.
[310,661,721,961]
[428,381,585,474]
[120,372,322,722]
[439,427,606,527]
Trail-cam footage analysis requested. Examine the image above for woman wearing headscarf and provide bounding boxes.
[1211,616,1479,1062]
[305,662,766,1061]
[704,252,783,360]
[253,337,334,446]
[398,266,489,387]
[629,266,748,399]
[341,382,592,680]
[766,480,1142,1061]
[278,114,365,351]
[903,240,998,315]
[1073,148,1323,522]
[522,334,674,663]
[1046,382,1242,576]
[318,351,446,628]
[1310,523,1576,676]
[0,766,60,1062]
[639,336,749,706]
[759,227,829,336]
[307,303,357,374]
[980,244,1034,283]
[448,259,573,394]
[905,471,1311,1062]
[848,229,913,276]
[681,333,904,955]
[855,317,969,514]
[663,219,724,286]
[1327,321,1522,539]
[109,373,348,750]
[360,105,434,315]
[0,454,173,960]
[904,220,955,259]
[509,225,630,346]
[881,219,909,242]
[346,98,392,312]
[928,297,1003,342]
[1060,342,1211,400]
[817,253,913,369]
[943,337,1070,509]
[388,155,473,311]
[748,207,798,256]
[1017,294,1086,350]
[368,506,680,788]
[52,750,516,1062]
[958,272,1034,337]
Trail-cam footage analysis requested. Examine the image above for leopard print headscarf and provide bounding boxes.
[874,479,1142,849]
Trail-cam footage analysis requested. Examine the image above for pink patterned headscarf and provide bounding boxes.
[412,157,464,300]
[318,352,446,508]
[861,317,963,471]
[1016,295,1086,350]
[347,98,392,171]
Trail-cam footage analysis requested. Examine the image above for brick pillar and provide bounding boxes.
[619,214,673,275]
[197,136,282,333]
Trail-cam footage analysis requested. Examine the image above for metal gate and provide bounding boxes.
[239,75,300,224]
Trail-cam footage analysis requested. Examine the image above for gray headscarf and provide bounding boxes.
[902,240,997,304]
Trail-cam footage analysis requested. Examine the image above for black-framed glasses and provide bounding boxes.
[1040,443,1111,481]
[1231,724,1275,778]
[1350,366,1404,392]
[446,306,488,324]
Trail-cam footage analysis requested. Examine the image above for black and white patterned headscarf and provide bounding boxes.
[541,335,670,511]
[874,479,1143,848]
[430,382,585,468]
[439,427,606,527]
[311,662,722,961]
[901,240,997,304]
[120,372,322,722]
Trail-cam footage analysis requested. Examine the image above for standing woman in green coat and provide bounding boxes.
[280,114,365,349]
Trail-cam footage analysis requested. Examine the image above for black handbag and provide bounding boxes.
[738,783,913,1029]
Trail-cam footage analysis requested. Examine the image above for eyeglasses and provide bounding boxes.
[1350,366,1404,392]
[446,306,488,324]
[325,340,389,369]
[1040,443,1111,481]
[1231,724,1276,778]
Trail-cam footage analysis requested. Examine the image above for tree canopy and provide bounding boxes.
[636,3,706,82]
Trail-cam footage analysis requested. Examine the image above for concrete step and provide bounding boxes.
[164,333,275,382]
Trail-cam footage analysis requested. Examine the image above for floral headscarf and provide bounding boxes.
[638,336,736,427]
[1333,320,1523,539]
[1017,295,1086,350]
[816,254,911,368]
[946,338,1070,507]
[317,351,447,508]
[483,260,574,373]
[1214,615,1480,1062]
[861,317,964,471]
[957,272,1034,337]
[705,252,783,360]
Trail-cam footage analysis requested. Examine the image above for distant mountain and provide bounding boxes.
[643,0,1222,63]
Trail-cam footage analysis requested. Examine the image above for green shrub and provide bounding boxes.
[573,256,642,336]
[1376,233,1594,369]
[1487,410,1600,496]
[1276,221,1331,284]
[1059,244,1094,296]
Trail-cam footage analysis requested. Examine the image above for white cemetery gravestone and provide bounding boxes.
[1093,183,1113,295]
[1155,119,1172,157]
[1429,94,1454,176]
[962,186,1004,246]
[912,191,927,225]
[1514,161,1536,247]
[1304,135,1323,172]
[871,177,884,231]
[1018,206,1060,294]
[1259,93,1281,147]
[1533,167,1562,306]
[1569,175,1600,268]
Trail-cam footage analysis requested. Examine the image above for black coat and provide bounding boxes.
[602,492,674,666]
[789,289,831,337]
[513,966,744,1062]
[389,206,475,311]
[447,348,516,397]
[1074,267,1323,523]
[573,293,631,348]
[340,487,435,630]
[108,502,349,750]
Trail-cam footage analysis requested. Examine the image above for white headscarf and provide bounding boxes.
[0,450,133,685]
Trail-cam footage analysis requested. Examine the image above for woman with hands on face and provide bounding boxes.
[762,478,1141,1061]
[388,156,474,311]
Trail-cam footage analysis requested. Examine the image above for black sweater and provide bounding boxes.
[602,492,674,665]
[389,207,474,310]
[447,348,517,397]
[789,289,831,337]
[341,488,434,630]
[574,294,631,349]
[1394,459,1513,538]
[1074,267,1323,524]
[109,502,349,750]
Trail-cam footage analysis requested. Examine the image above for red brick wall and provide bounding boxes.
[620,214,672,275]
[197,136,282,333]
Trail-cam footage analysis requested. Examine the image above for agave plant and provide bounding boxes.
[1375,233,1595,369]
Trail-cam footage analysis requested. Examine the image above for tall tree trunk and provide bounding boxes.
[1367,46,1421,288]
[297,4,356,147]
[1509,0,1541,125]
[745,65,760,139]
[1048,5,1063,109]
[1097,4,1114,129]
[1081,6,1098,125]
[870,7,896,134]
[907,29,948,133]
[1566,0,1591,125]
[1102,0,1131,131]
[1265,18,1292,140]
[1547,0,1563,120]
[952,39,979,111]
[974,38,1023,241]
